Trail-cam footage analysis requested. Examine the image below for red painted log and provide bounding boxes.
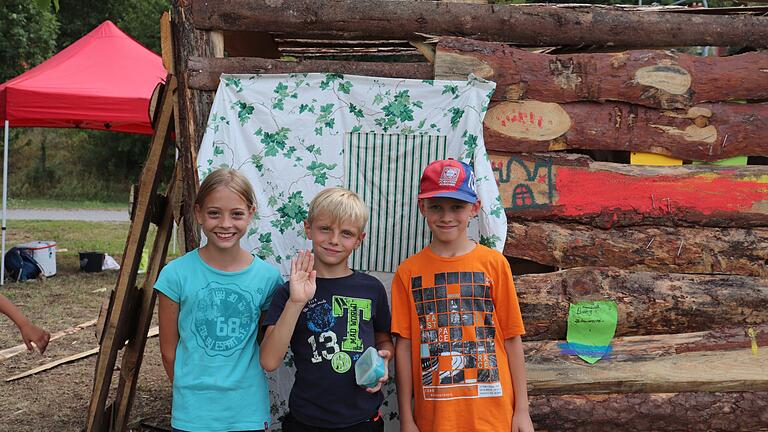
[435,37,768,108]
[483,100,768,161]
[530,392,768,431]
[514,267,768,340]
[504,221,768,276]
[190,0,768,48]
[489,152,768,228]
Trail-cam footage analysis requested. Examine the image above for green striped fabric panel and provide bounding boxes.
[345,132,448,273]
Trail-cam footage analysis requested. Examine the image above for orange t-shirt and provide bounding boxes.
[391,245,525,432]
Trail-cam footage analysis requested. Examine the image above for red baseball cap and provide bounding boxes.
[418,159,478,204]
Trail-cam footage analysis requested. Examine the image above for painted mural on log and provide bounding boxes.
[489,152,768,227]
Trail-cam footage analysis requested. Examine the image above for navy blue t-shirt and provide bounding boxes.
[264,271,391,428]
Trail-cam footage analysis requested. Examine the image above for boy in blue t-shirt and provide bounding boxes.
[261,187,394,431]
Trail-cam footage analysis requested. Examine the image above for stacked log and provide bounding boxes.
[168,2,768,430]
[435,37,768,107]
[435,36,768,431]
[514,268,768,340]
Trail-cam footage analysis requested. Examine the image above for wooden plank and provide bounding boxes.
[525,325,768,363]
[160,12,173,73]
[5,328,159,383]
[112,167,178,432]
[435,37,768,108]
[210,31,225,58]
[483,101,768,161]
[6,347,100,382]
[525,329,768,394]
[489,152,768,228]
[190,1,768,48]
[514,267,768,340]
[85,76,176,432]
[0,319,97,362]
[504,221,768,277]
[530,392,768,432]
[186,56,433,91]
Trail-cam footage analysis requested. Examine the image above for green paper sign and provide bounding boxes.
[566,301,618,364]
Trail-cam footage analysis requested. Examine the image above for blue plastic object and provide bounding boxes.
[355,346,386,388]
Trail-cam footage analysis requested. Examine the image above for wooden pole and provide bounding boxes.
[484,100,768,161]
[525,328,768,394]
[435,37,768,109]
[111,168,177,431]
[515,267,768,340]
[530,392,768,431]
[186,56,433,91]
[190,0,768,48]
[504,221,768,277]
[171,0,216,252]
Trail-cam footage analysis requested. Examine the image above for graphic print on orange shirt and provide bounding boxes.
[412,271,502,400]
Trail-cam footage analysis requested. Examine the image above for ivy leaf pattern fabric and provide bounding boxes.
[198,73,504,276]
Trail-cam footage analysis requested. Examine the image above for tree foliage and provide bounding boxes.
[0,0,59,83]
[57,0,168,53]
[4,0,171,203]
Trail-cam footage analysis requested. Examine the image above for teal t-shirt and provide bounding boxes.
[154,249,282,432]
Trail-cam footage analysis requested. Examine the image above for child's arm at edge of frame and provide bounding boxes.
[158,293,180,383]
[0,293,50,354]
[395,336,420,432]
[505,335,535,432]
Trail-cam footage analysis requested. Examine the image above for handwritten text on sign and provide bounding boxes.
[485,101,572,141]
[565,300,618,364]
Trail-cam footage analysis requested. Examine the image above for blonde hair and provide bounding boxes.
[307,188,369,231]
[195,168,256,209]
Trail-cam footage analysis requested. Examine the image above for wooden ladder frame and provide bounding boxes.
[85,74,178,432]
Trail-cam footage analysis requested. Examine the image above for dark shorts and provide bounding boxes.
[281,412,384,432]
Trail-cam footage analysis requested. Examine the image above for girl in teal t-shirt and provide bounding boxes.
[155,168,282,432]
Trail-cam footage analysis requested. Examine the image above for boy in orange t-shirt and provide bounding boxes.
[391,159,534,432]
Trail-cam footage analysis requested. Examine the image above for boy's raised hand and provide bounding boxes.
[364,349,392,394]
[289,250,316,305]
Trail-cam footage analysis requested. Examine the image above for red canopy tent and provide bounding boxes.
[0,20,166,134]
[0,21,167,284]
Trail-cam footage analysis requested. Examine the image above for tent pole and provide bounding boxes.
[1,120,8,285]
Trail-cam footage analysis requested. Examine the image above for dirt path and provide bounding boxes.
[5,209,129,222]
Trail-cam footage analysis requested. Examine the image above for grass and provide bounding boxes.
[0,219,182,341]
[3,219,182,275]
[7,198,128,210]
[7,220,131,263]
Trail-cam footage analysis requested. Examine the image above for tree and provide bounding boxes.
[56,0,168,53]
[0,0,59,83]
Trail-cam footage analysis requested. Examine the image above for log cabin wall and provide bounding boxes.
[173,1,768,430]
